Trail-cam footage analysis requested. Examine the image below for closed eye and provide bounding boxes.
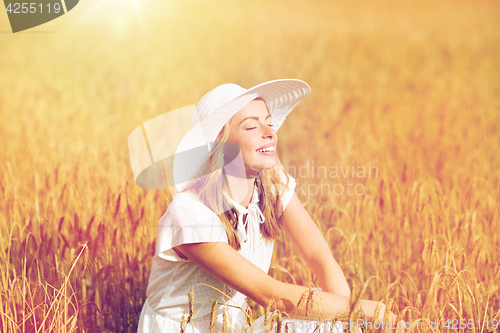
[247,124,272,130]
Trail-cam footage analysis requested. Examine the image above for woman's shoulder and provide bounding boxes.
[267,167,295,190]
[275,168,297,210]
[159,191,220,228]
[156,191,228,260]
[277,168,295,185]
[168,191,204,208]
[167,191,213,211]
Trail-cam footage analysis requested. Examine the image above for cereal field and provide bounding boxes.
[0,0,499,331]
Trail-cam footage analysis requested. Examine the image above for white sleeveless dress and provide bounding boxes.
[137,173,343,333]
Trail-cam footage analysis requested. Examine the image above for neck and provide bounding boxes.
[222,171,256,208]
[221,152,258,208]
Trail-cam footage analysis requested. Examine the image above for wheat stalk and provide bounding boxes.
[187,288,194,326]
[210,299,218,333]
[245,304,253,333]
[222,307,227,333]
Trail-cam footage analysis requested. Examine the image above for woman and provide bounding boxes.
[138,79,402,332]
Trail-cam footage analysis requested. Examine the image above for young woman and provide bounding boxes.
[137,79,402,332]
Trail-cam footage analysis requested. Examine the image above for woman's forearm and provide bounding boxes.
[271,281,390,324]
[273,283,350,320]
[298,238,352,297]
[313,258,351,297]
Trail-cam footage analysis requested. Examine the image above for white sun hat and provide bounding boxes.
[173,79,311,192]
[127,79,310,193]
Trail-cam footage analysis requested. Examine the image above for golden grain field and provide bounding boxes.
[0,0,499,332]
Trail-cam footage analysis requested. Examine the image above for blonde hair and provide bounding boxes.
[182,100,290,251]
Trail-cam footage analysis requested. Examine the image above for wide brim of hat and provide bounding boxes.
[173,79,311,191]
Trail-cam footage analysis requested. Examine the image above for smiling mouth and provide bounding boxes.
[256,146,275,153]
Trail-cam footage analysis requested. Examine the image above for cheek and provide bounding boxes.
[238,139,258,161]
[241,141,256,157]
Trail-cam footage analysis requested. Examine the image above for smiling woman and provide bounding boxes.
[226,99,278,175]
[137,79,402,333]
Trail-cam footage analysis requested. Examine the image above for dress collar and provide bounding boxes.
[223,179,266,242]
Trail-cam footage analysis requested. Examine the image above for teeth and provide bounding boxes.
[256,146,275,153]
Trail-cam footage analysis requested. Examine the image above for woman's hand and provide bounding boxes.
[281,191,406,332]
[176,241,404,332]
[173,191,406,330]
[359,300,405,332]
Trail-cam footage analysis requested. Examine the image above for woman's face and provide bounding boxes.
[226,99,277,177]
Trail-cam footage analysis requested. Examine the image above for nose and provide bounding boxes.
[262,124,276,139]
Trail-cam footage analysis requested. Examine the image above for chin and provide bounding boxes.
[247,161,277,174]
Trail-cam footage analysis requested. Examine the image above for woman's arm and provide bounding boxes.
[280,192,351,297]
[175,241,400,330]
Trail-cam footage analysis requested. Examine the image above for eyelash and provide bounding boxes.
[246,124,273,131]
